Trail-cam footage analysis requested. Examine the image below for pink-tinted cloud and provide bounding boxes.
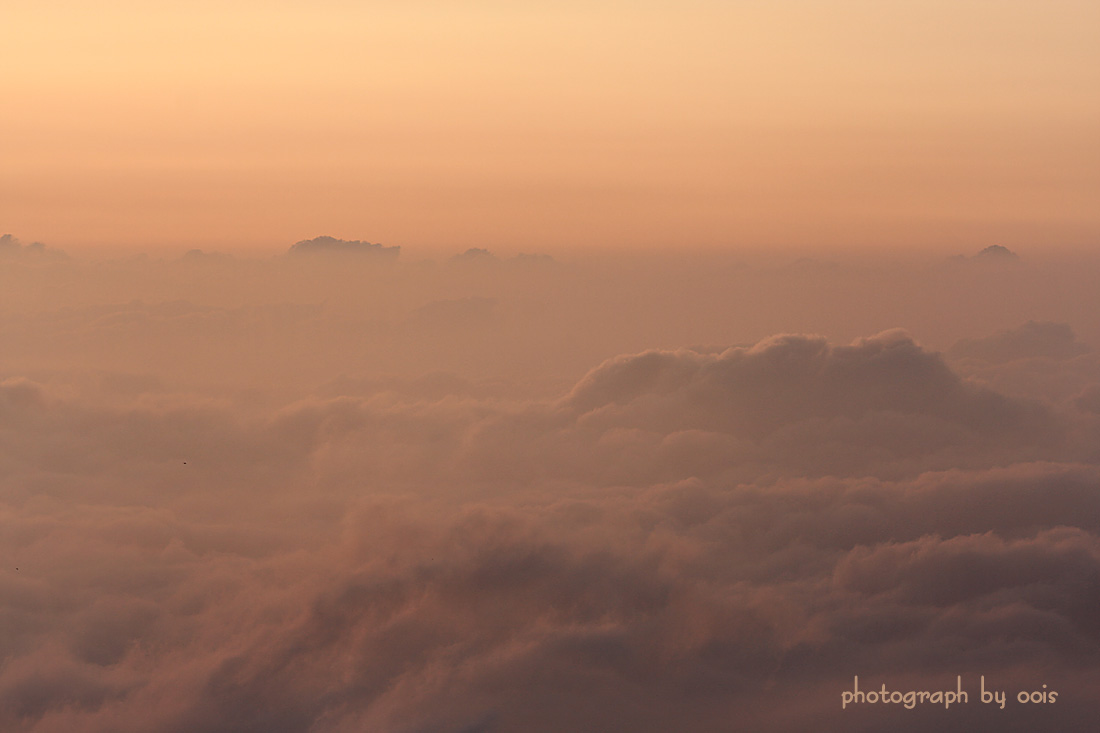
[2,251,1099,731]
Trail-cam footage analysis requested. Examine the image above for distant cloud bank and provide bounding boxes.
[287,235,400,260]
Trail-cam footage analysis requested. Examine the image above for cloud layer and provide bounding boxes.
[2,248,1099,731]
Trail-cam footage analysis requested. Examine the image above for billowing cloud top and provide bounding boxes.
[949,321,1090,364]
[287,236,400,259]
[0,234,68,261]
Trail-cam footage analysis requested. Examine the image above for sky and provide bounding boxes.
[3,0,1099,252]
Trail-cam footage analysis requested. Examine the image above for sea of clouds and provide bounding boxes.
[2,237,1099,731]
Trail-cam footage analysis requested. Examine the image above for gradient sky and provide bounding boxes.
[3,0,1098,252]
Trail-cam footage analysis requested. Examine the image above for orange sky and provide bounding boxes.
[3,0,1098,253]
